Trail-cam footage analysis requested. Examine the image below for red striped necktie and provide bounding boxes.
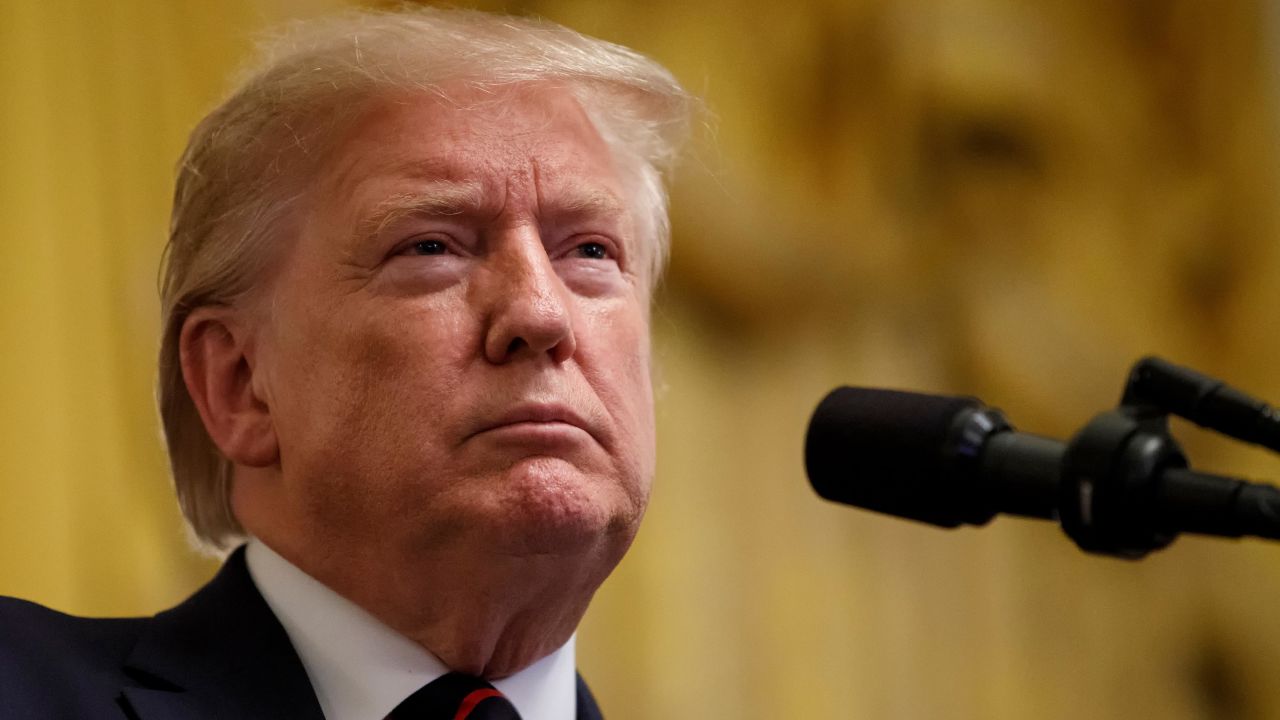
[389,672,523,720]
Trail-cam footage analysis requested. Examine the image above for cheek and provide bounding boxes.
[613,332,656,526]
[268,296,475,484]
[628,331,656,454]
[584,302,656,481]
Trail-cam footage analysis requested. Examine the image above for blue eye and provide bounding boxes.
[576,242,608,260]
[406,239,447,256]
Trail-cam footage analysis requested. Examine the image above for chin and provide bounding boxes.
[490,456,641,556]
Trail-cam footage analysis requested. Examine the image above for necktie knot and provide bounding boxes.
[390,672,522,720]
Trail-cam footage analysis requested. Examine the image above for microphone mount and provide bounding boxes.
[1058,406,1185,557]
[1045,357,1280,558]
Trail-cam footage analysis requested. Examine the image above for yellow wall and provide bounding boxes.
[2,1,1279,718]
[0,0,350,612]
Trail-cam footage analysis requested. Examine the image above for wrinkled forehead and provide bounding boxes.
[319,83,630,210]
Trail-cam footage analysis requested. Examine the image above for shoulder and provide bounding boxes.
[0,595,145,663]
[0,595,146,713]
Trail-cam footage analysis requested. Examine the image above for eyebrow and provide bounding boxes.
[356,181,628,237]
[552,188,628,220]
[354,181,489,244]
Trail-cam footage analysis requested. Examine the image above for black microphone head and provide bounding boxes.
[805,386,988,527]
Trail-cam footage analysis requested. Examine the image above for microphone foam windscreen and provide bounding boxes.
[804,387,979,526]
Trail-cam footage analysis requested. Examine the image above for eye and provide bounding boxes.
[574,241,610,260]
[403,239,448,256]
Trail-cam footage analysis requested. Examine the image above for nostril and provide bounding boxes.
[505,337,527,357]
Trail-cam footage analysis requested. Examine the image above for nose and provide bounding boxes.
[480,228,577,365]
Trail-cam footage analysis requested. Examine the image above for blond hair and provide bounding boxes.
[158,7,693,551]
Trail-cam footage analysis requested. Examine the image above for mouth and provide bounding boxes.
[467,403,600,445]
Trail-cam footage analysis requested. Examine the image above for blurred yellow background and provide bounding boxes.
[2,0,1279,718]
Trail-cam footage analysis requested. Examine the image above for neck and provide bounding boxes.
[246,524,620,678]
[231,464,637,677]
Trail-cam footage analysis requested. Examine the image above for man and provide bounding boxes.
[0,8,691,719]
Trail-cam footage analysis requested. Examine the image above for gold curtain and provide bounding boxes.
[0,0,347,611]
[3,1,1280,719]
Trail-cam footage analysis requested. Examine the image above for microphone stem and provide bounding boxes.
[979,432,1062,521]
[1157,469,1280,540]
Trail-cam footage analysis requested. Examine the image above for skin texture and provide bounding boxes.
[180,84,656,677]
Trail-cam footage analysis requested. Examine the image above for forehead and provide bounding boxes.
[320,84,628,210]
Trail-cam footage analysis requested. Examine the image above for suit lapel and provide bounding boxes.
[119,546,325,720]
[576,673,605,720]
[120,545,605,720]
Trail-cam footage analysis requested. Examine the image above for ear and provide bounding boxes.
[179,307,279,467]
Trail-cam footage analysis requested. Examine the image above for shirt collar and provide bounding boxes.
[245,538,577,720]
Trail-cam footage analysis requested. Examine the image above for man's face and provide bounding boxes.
[251,86,656,570]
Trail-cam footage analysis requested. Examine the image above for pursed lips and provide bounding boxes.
[467,403,601,446]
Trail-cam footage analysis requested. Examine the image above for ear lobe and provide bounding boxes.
[179,308,279,467]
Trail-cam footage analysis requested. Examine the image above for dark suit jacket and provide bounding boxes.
[0,547,604,719]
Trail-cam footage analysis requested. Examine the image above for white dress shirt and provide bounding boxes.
[245,539,577,720]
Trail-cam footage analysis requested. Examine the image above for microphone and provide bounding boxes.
[804,386,1280,552]
[804,387,1059,529]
